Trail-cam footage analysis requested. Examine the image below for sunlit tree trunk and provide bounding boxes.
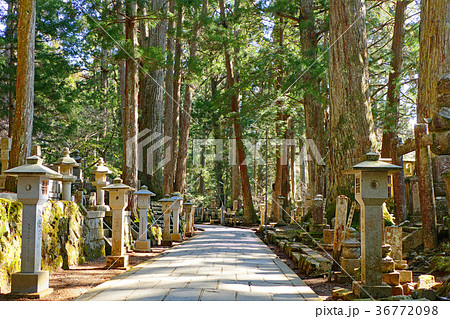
[219,0,256,224]
[328,0,376,200]
[417,0,450,122]
[6,0,35,192]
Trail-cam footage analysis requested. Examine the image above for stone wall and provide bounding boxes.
[82,211,106,260]
[0,199,22,289]
[0,199,105,290]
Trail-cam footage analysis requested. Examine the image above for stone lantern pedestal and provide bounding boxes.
[347,153,402,299]
[170,194,183,242]
[102,178,134,269]
[133,185,155,252]
[159,195,175,246]
[5,156,61,297]
[91,158,111,211]
[183,200,195,236]
[54,147,78,201]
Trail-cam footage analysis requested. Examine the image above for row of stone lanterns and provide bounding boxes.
[5,149,197,296]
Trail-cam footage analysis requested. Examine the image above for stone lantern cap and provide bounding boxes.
[102,177,135,191]
[4,156,62,179]
[183,200,194,207]
[171,194,183,201]
[159,194,175,202]
[347,152,402,173]
[54,147,79,168]
[134,185,156,196]
[90,157,111,174]
[277,195,286,200]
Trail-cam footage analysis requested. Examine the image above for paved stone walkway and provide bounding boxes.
[77,225,321,301]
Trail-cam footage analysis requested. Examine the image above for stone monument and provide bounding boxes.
[102,178,134,269]
[170,194,183,242]
[5,156,61,297]
[348,152,402,299]
[54,147,79,201]
[133,185,155,252]
[91,157,111,211]
[335,227,361,283]
[310,194,329,233]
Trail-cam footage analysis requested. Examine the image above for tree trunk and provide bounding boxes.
[328,0,376,200]
[6,0,36,192]
[174,0,207,193]
[272,15,285,224]
[170,5,184,191]
[381,0,408,157]
[139,0,168,197]
[122,0,138,193]
[300,0,326,201]
[6,0,16,137]
[163,0,175,195]
[219,0,256,224]
[417,0,450,122]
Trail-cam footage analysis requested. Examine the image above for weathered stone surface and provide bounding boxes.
[417,288,437,301]
[392,285,404,296]
[297,246,332,277]
[352,281,392,299]
[402,228,423,254]
[382,271,400,286]
[382,258,395,273]
[323,229,334,244]
[398,270,413,284]
[332,196,348,262]
[403,282,415,295]
[332,287,355,301]
[385,226,402,261]
[416,275,435,290]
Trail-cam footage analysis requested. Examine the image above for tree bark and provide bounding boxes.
[328,0,376,200]
[170,5,184,191]
[381,0,408,158]
[219,0,256,224]
[414,124,438,249]
[139,0,168,197]
[417,0,450,122]
[300,0,326,201]
[163,0,175,195]
[6,0,16,137]
[174,0,207,193]
[122,0,138,193]
[6,0,35,192]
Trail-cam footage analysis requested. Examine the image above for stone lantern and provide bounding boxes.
[347,152,402,298]
[102,178,135,269]
[5,156,61,296]
[54,147,79,201]
[171,194,183,242]
[277,195,287,225]
[183,200,195,236]
[259,202,266,229]
[159,195,175,244]
[91,157,111,211]
[133,185,155,252]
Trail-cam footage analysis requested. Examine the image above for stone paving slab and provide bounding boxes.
[76,225,320,301]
